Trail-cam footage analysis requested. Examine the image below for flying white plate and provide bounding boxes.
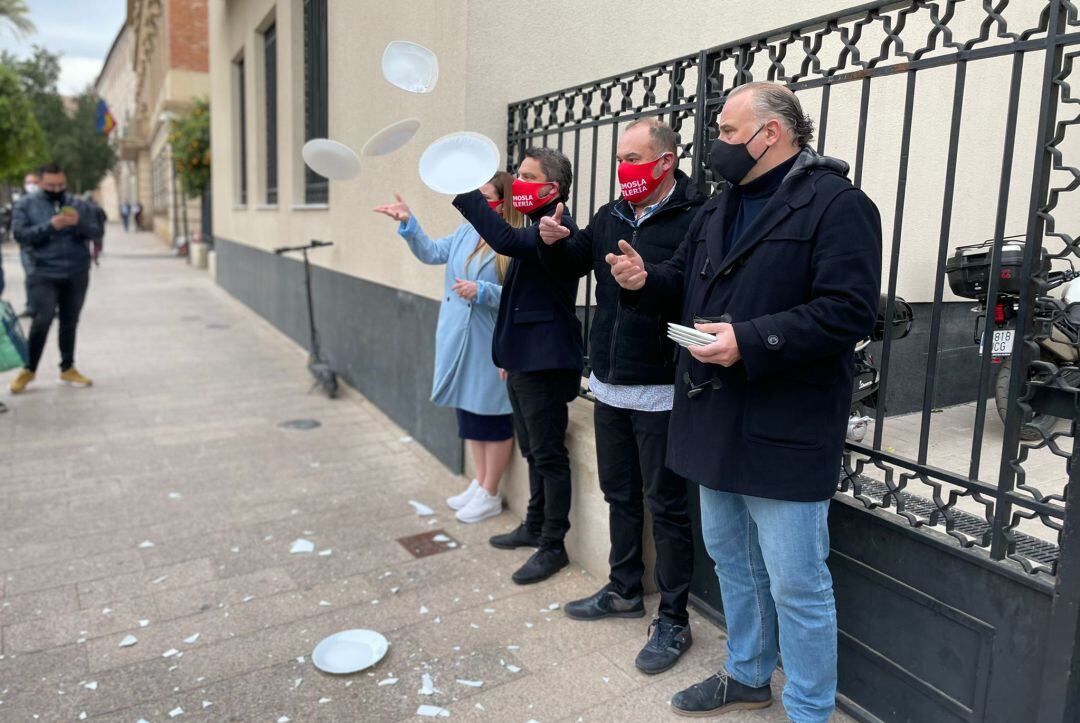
[382,41,439,93]
[418,132,500,195]
[361,118,421,157]
[312,629,388,674]
[302,139,361,181]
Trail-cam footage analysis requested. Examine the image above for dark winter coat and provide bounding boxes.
[636,147,882,501]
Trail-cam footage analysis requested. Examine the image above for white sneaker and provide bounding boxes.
[456,487,503,524]
[447,479,480,511]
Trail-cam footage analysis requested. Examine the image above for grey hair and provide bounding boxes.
[523,147,573,201]
[729,82,814,147]
[625,117,679,156]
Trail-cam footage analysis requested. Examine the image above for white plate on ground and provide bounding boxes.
[382,41,439,93]
[418,131,500,195]
[362,118,421,157]
[302,139,361,181]
[312,629,388,674]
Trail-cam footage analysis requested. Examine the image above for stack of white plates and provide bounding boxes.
[667,322,717,348]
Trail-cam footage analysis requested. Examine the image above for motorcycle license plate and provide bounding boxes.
[990,329,1015,356]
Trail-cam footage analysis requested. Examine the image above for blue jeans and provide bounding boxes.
[698,486,837,723]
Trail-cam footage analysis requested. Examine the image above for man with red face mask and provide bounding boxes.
[536,118,704,674]
[451,148,583,586]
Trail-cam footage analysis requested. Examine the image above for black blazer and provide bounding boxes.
[452,191,583,374]
[639,148,882,502]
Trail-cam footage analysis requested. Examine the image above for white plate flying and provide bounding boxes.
[302,139,361,181]
[382,41,439,93]
[418,132,500,195]
[312,629,388,674]
[362,119,421,157]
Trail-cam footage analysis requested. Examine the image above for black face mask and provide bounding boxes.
[708,124,770,185]
[44,188,66,204]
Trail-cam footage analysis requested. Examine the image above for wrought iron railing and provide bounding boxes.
[506,0,1080,581]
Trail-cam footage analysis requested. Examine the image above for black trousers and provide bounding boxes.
[26,271,90,373]
[506,369,580,550]
[594,400,694,625]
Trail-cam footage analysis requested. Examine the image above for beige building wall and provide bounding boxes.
[210,0,1077,581]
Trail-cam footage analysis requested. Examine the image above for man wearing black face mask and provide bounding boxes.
[608,83,881,721]
[10,162,102,394]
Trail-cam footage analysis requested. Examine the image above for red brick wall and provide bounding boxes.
[169,0,208,72]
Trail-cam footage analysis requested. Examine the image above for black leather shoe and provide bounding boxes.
[511,547,569,585]
[635,618,692,674]
[565,584,645,620]
[670,671,772,717]
[489,524,540,550]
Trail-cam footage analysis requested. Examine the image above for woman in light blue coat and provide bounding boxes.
[374,172,522,524]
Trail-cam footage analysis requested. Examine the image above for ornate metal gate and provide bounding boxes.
[507,1,1080,720]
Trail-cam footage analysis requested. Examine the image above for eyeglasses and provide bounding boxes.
[684,371,723,399]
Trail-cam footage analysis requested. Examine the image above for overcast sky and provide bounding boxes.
[0,0,126,95]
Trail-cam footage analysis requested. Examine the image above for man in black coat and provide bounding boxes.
[609,83,881,720]
[452,147,584,585]
[536,118,702,675]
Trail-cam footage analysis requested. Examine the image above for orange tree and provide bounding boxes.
[169,99,210,198]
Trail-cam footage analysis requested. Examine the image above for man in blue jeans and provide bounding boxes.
[608,82,881,721]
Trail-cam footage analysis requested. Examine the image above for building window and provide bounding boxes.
[235,55,248,205]
[152,146,169,212]
[303,0,328,204]
[263,23,278,205]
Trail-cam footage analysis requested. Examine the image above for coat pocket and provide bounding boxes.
[742,378,830,450]
[513,308,554,325]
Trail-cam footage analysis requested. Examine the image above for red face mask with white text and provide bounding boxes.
[511,179,559,214]
[617,154,672,204]
[487,198,503,214]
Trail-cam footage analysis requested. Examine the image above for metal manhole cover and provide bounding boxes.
[278,419,321,430]
[397,530,459,559]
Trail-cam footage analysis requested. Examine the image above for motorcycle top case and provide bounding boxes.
[946,239,1050,300]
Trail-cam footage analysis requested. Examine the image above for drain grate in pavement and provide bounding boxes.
[278,419,321,430]
[398,530,458,559]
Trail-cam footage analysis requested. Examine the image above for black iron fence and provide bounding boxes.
[508,2,1080,719]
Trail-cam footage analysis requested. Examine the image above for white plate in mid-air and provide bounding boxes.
[361,118,421,157]
[382,41,439,93]
[302,139,361,180]
[312,629,388,674]
[418,131,500,195]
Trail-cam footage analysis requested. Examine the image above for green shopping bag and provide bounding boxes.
[0,300,29,372]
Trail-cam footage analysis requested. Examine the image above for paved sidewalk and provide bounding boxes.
[0,227,846,722]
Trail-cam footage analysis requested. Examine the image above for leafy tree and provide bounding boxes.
[0,62,43,183]
[0,47,114,191]
[170,99,210,198]
[0,0,34,40]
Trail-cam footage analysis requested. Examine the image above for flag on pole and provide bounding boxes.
[96,98,116,136]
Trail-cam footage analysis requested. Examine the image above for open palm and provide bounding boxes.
[373,193,411,223]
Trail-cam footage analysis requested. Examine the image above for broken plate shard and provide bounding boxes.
[319,600,332,607]
[184,633,200,644]
[151,575,168,584]
[419,606,429,615]
[318,549,332,557]
[378,677,398,686]
[168,707,183,718]
[83,681,98,690]
[506,664,521,673]
[416,705,450,718]
[408,500,434,516]
[162,648,179,658]
[432,534,450,543]
[202,701,212,709]
[456,679,483,687]
[419,673,437,695]
[137,541,155,549]
[118,635,138,648]
[290,539,315,554]
[139,619,150,627]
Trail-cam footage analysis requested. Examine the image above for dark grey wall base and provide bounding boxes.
[214,237,463,472]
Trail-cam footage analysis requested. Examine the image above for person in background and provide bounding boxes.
[0,244,6,412]
[374,172,521,524]
[82,192,106,265]
[120,201,131,232]
[17,172,39,318]
[607,82,881,721]
[452,148,584,585]
[537,117,703,674]
[133,201,143,230]
[10,162,103,394]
